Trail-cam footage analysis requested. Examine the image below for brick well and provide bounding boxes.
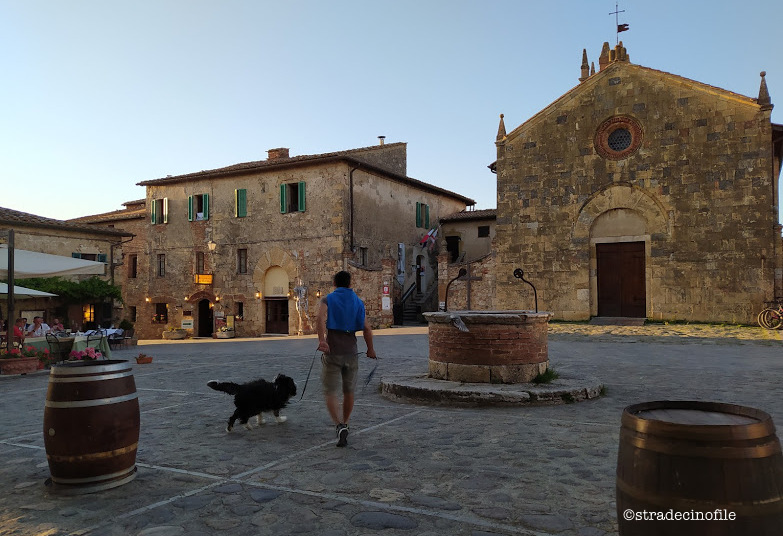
[423,311,551,383]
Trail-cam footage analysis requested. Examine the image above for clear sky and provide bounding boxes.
[1,0,781,221]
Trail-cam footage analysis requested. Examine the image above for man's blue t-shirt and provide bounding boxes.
[325,287,365,332]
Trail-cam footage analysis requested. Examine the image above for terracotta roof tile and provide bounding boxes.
[0,206,133,237]
[440,208,497,222]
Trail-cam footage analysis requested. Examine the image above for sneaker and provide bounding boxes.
[336,423,349,447]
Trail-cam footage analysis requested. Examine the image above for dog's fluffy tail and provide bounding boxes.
[207,380,240,395]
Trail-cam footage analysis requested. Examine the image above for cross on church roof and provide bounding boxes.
[610,2,629,45]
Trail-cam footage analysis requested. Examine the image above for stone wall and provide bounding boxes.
[438,251,497,312]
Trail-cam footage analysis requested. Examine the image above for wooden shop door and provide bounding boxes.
[596,242,646,318]
[265,298,289,334]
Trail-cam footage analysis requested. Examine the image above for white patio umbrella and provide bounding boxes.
[0,244,105,277]
[0,282,57,299]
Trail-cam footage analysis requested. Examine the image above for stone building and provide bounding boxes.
[85,142,473,339]
[437,209,497,311]
[0,206,134,329]
[493,42,783,324]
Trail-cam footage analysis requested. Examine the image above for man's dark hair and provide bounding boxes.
[334,271,351,288]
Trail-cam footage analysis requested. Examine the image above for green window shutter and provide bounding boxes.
[424,204,430,228]
[415,202,422,228]
[298,181,306,212]
[162,198,168,224]
[72,252,82,259]
[235,189,247,217]
[280,184,287,213]
[97,253,107,263]
[188,196,194,221]
[151,199,157,224]
[203,193,209,221]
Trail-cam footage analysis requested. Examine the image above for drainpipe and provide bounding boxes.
[349,167,357,253]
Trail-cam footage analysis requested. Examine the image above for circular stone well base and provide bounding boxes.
[380,373,604,407]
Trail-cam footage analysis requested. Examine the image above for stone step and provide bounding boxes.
[589,317,646,326]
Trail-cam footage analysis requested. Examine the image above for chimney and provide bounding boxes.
[267,148,290,160]
[378,136,386,146]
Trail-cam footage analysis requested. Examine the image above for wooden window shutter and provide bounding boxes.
[280,184,287,213]
[415,202,422,228]
[188,196,194,221]
[162,198,168,223]
[72,252,82,259]
[203,194,209,220]
[425,204,430,228]
[97,253,107,263]
[151,199,157,224]
[298,181,306,212]
[235,189,247,217]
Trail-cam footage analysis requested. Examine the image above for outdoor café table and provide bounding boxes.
[24,334,112,359]
[71,334,112,358]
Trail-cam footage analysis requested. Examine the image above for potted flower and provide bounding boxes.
[136,353,153,364]
[0,345,50,374]
[162,327,187,340]
[216,326,235,339]
[68,347,103,361]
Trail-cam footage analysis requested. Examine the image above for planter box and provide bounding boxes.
[216,331,235,339]
[162,330,187,340]
[135,357,153,364]
[0,356,41,375]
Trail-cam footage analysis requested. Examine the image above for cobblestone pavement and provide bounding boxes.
[1,323,781,535]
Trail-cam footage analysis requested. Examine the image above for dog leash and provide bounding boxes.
[297,350,379,401]
[297,349,320,402]
[362,353,380,392]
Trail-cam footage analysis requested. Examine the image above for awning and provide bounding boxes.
[0,282,57,299]
[0,244,105,277]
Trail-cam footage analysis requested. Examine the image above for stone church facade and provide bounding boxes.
[493,42,783,324]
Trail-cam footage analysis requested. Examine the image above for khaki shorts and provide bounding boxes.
[321,352,359,395]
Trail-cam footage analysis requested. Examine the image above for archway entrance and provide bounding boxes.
[198,299,213,337]
[264,265,290,334]
[415,255,424,292]
[596,241,645,317]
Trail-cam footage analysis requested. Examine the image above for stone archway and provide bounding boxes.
[572,184,670,318]
[252,247,297,334]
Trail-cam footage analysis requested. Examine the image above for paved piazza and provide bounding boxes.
[1,323,781,535]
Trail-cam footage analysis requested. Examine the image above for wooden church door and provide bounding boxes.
[596,242,646,317]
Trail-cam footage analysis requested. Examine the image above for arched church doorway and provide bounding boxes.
[592,208,647,318]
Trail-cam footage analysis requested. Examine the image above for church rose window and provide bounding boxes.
[594,115,643,160]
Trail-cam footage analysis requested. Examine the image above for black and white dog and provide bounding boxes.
[207,374,297,432]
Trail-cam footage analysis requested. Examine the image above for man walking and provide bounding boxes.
[316,271,376,447]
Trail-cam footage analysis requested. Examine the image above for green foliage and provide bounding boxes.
[532,368,560,384]
[119,319,134,331]
[12,276,122,304]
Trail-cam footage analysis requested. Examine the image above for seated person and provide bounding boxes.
[50,318,65,333]
[26,316,51,337]
[13,317,26,345]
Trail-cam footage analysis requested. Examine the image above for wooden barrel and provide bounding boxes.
[43,360,140,494]
[617,400,783,535]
